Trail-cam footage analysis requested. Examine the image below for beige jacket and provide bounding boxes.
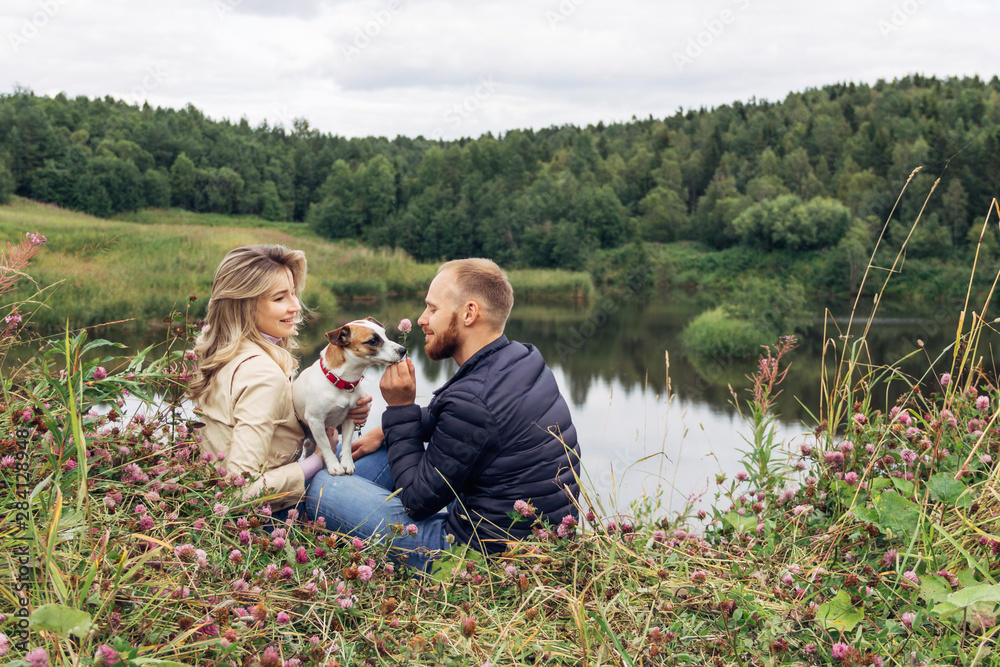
[196,340,308,510]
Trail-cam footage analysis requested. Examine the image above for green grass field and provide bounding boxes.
[0,198,594,332]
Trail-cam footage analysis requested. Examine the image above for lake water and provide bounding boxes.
[6,292,979,518]
[328,293,974,518]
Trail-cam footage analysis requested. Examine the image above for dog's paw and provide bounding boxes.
[325,461,347,476]
[340,458,356,476]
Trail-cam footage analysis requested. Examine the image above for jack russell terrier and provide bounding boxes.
[293,318,406,475]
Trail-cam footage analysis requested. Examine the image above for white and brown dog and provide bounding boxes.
[293,318,406,475]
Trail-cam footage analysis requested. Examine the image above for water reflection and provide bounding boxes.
[7,295,992,516]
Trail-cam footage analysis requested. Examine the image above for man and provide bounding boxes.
[305,258,580,569]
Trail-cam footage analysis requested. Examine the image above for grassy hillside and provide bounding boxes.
[0,198,594,332]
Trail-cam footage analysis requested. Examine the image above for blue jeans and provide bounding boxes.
[304,445,449,571]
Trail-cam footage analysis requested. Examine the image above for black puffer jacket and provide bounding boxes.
[381,335,581,554]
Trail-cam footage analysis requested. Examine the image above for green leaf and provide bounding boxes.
[890,477,915,497]
[874,491,920,535]
[871,478,893,493]
[132,660,192,666]
[428,544,484,582]
[850,504,879,525]
[946,584,1000,608]
[816,589,864,632]
[29,603,92,638]
[723,511,757,532]
[926,473,972,507]
[919,575,953,605]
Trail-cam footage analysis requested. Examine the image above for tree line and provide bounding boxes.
[1,74,998,272]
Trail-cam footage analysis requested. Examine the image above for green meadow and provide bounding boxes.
[0,198,594,333]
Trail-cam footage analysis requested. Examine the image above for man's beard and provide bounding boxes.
[425,311,461,361]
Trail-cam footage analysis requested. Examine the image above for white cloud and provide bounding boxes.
[0,0,992,139]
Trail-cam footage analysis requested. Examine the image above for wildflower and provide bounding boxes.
[844,471,858,485]
[398,318,412,334]
[901,611,916,630]
[230,549,242,564]
[138,514,154,531]
[690,570,708,584]
[462,616,477,637]
[295,547,308,564]
[831,642,850,660]
[735,471,749,481]
[93,366,108,381]
[981,454,993,465]
[232,578,250,592]
[272,537,286,549]
[505,565,518,577]
[673,528,687,540]
[977,395,990,412]
[193,517,206,531]
[792,504,812,516]
[26,232,47,246]
[902,570,920,587]
[883,549,898,567]
[778,488,795,503]
[259,646,281,667]
[852,413,867,426]
[900,448,918,465]
[25,647,49,667]
[352,537,365,549]
[823,451,844,467]
[800,443,812,456]
[406,524,418,535]
[276,611,291,625]
[838,439,854,453]
[513,499,535,517]
[940,373,951,387]
[123,463,150,485]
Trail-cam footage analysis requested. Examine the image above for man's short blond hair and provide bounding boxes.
[438,258,514,331]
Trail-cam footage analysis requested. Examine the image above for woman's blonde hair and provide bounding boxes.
[188,245,306,398]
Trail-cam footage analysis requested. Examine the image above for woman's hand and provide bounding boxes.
[347,395,373,427]
[351,426,384,461]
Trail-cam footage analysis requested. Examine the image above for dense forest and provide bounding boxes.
[1,75,998,275]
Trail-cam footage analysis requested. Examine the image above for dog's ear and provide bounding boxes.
[326,326,352,347]
[365,316,384,328]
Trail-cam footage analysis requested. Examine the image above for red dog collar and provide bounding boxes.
[319,356,361,392]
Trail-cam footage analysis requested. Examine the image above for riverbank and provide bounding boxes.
[0,198,594,332]
[1,323,995,666]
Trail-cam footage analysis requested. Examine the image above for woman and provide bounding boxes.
[190,244,379,518]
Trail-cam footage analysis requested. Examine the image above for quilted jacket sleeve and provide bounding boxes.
[382,393,498,521]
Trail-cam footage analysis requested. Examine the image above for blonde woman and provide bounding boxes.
[190,244,380,520]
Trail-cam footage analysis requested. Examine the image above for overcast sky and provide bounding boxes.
[1,0,993,140]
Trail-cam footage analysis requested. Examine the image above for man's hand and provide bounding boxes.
[352,426,384,460]
[346,394,372,426]
[381,359,416,406]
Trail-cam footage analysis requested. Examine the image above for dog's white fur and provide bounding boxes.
[293,318,406,475]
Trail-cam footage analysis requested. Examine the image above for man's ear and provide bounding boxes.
[326,326,352,346]
[462,300,481,326]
